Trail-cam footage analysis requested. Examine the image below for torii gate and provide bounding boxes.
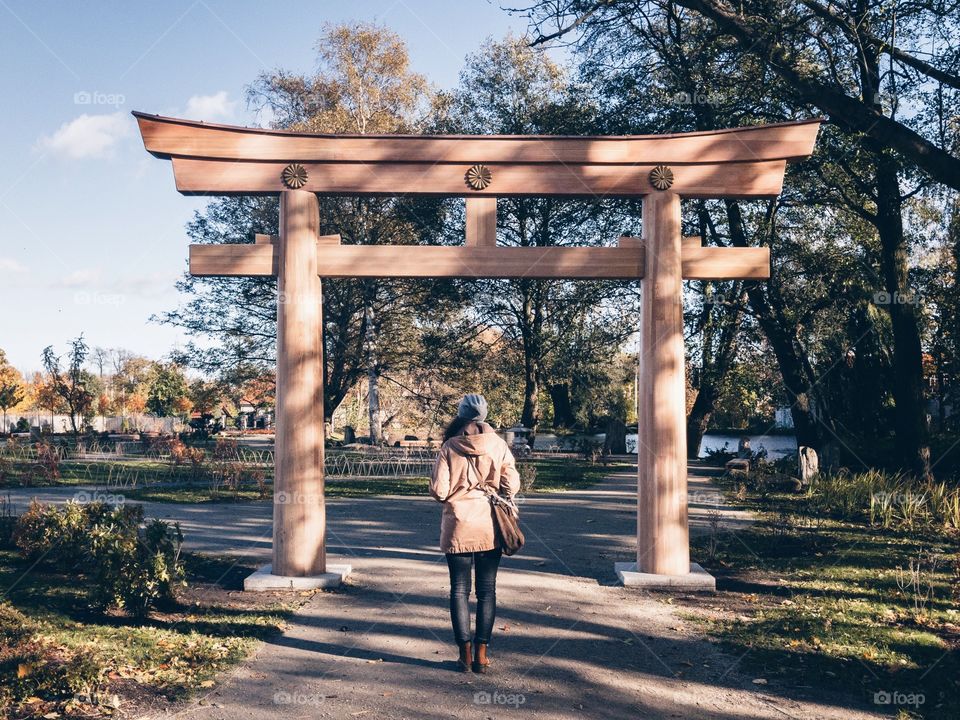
[134,112,820,591]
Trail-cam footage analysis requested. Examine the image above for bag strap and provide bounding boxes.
[464,455,520,518]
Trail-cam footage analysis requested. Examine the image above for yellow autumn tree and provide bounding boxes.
[0,349,26,432]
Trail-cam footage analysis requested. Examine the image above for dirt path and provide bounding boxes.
[7,467,882,719]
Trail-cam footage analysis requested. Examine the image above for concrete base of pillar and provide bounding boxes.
[614,562,716,591]
[243,563,351,591]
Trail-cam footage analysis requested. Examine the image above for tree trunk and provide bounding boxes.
[548,383,574,428]
[521,364,539,430]
[722,200,834,450]
[686,383,718,459]
[685,275,744,458]
[519,286,541,431]
[872,146,932,479]
[364,300,382,444]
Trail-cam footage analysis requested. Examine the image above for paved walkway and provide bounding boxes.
[6,466,881,719]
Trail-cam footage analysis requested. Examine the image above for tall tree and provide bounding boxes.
[525,0,954,476]
[0,350,25,433]
[41,336,94,436]
[163,23,460,432]
[248,22,449,441]
[440,36,639,430]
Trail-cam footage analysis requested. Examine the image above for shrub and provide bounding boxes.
[87,516,184,616]
[806,469,960,535]
[32,442,61,481]
[248,467,269,499]
[212,438,239,462]
[13,500,98,565]
[12,501,184,617]
[0,494,14,547]
[517,462,537,493]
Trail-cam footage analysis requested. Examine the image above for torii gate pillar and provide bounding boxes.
[247,190,351,589]
[637,192,689,574]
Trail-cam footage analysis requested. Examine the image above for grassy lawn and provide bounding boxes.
[0,458,207,489]
[123,476,431,503]
[530,457,631,491]
[684,475,960,719]
[1,549,311,718]
[98,458,623,504]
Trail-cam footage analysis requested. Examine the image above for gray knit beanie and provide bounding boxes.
[456,393,488,422]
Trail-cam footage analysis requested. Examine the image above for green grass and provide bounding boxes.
[123,476,431,503]
[0,548,303,717]
[531,458,630,492]
[0,458,208,489]
[688,477,960,719]
[75,458,619,504]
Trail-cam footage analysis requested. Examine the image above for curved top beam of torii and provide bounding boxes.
[133,112,821,199]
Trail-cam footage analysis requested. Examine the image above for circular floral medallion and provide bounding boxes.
[649,165,674,191]
[465,164,493,191]
[281,163,309,189]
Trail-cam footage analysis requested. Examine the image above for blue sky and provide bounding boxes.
[0,0,530,373]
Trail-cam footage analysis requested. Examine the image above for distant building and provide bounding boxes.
[774,407,794,429]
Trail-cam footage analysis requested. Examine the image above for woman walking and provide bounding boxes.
[430,394,520,673]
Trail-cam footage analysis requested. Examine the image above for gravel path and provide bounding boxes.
[6,465,882,719]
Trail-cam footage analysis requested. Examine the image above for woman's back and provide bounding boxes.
[430,420,519,554]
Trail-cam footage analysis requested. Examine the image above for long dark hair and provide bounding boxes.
[443,415,474,442]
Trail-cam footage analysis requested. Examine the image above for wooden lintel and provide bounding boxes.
[466,197,496,246]
[189,242,769,280]
[135,112,821,165]
[619,235,702,247]
[682,246,769,280]
[170,157,788,199]
[255,233,341,245]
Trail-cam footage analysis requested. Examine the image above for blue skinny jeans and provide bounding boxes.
[445,547,502,645]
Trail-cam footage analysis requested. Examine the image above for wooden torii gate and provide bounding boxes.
[134,112,819,590]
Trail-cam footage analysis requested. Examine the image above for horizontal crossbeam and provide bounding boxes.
[135,112,821,165]
[170,158,788,198]
[188,241,770,280]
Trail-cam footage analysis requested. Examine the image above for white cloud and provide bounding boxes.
[37,112,131,159]
[51,267,176,298]
[57,268,101,288]
[0,258,26,273]
[184,91,236,122]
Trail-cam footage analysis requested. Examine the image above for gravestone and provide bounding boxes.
[798,446,819,484]
[604,418,627,455]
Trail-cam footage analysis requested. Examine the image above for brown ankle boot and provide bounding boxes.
[456,641,472,672]
[472,642,490,673]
